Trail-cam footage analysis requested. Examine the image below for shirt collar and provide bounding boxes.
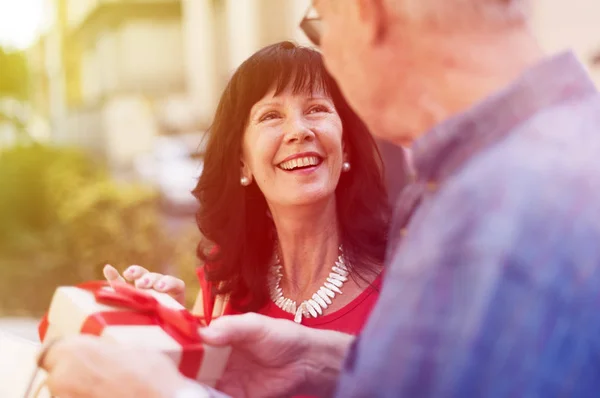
[411,51,598,182]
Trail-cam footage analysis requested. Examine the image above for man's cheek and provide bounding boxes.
[321,40,343,77]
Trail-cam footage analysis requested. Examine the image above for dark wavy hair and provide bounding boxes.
[193,41,390,312]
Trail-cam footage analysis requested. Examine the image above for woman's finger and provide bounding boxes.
[154,275,186,304]
[103,264,125,285]
[134,272,163,289]
[122,265,149,282]
[154,275,185,294]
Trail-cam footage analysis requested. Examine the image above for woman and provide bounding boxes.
[105,41,390,335]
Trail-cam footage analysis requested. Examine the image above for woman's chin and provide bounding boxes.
[276,189,336,208]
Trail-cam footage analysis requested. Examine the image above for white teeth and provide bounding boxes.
[279,156,321,170]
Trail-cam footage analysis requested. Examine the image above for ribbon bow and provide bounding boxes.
[38,280,207,379]
[82,280,203,342]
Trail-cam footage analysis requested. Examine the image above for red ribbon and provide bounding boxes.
[39,281,206,379]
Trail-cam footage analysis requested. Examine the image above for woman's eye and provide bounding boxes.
[259,112,280,122]
[308,105,329,114]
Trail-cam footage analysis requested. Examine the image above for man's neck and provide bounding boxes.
[383,25,545,147]
[432,26,544,116]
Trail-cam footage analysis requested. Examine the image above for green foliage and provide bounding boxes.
[0,47,28,100]
[0,143,199,316]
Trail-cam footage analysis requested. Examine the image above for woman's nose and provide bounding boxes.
[284,119,315,144]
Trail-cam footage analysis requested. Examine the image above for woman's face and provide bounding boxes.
[241,84,346,208]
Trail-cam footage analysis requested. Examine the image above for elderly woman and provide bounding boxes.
[105,41,390,335]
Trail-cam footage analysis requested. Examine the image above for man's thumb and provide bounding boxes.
[199,313,263,346]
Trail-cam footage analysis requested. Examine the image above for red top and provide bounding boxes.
[196,268,382,398]
[196,267,382,335]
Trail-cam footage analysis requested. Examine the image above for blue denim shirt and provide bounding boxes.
[335,51,600,397]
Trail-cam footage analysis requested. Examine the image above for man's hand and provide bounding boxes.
[37,314,354,398]
[39,335,191,398]
[200,313,354,398]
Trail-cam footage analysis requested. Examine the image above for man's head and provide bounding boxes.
[310,0,539,146]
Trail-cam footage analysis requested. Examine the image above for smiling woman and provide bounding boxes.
[185,41,392,333]
[106,42,391,343]
[241,82,346,208]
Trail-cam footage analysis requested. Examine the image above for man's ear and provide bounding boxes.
[356,0,388,45]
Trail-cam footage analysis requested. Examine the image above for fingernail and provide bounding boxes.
[141,277,150,286]
[156,282,165,290]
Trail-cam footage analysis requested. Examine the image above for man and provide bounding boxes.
[40,0,600,396]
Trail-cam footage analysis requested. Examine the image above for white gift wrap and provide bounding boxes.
[44,286,231,387]
[0,331,50,398]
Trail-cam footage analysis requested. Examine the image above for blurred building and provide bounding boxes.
[25,0,311,212]
[184,0,311,126]
[28,0,311,173]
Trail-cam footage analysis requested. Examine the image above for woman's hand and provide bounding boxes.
[103,264,186,305]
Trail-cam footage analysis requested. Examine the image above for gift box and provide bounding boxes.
[39,281,230,387]
[0,331,50,398]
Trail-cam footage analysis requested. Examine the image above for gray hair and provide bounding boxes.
[391,0,532,27]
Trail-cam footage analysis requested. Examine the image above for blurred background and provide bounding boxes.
[0,0,599,339]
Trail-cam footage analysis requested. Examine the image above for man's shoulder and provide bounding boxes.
[388,90,600,268]
[465,91,600,192]
[389,100,600,275]
[411,91,600,241]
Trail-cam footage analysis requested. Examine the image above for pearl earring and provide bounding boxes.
[240,176,250,186]
[342,162,351,172]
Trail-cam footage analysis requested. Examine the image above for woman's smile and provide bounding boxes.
[277,152,324,175]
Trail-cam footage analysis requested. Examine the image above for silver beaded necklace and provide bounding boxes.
[268,246,349,324]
